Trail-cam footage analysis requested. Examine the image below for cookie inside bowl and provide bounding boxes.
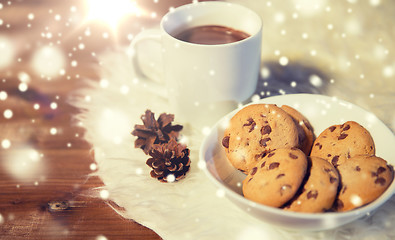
[200,93,395,231]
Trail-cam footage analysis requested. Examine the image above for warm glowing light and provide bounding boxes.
[3,147,45,180]
[100,189,110,199]
[0,91,7,101]
[0,35,15,70]
[96,235,108,240]
[85,0,142,30]
[90,163,98,171]
[350,194,363,207]
[31,46,66,78]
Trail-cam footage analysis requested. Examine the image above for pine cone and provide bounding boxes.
[131,110,183,154]
[146,139,191,182]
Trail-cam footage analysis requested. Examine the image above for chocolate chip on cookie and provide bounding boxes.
[242,148,308,208]
[223,104,299,173]
[284,156,340,213]
[335,155,394,212]
[310,121,375,167]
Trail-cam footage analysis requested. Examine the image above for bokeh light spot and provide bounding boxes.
[0,91,7,101]
[0,35,15,70]
[3,109,13,119]
[31,46,66,78]
[1,139,11,149]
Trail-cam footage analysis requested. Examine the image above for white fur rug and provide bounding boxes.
[70,0,395,239]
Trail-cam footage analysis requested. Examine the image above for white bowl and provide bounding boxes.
[199,93,395,231]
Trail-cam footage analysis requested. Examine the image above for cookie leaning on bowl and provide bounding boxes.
[281,105,315,155]
[335,155,394,212]
[222,104,300,173]
[310,121,393,212]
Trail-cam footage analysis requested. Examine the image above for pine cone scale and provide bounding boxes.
[134,138,146,149]
[152,160,165,169]
[157,113,175,128]
[150,170,162,178]
[168,165,177,172]
[142,110,158,127]
[131,128,155,139]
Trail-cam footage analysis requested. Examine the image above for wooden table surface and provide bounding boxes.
[0,1,203,239]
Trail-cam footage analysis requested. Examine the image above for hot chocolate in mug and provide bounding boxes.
[128,1,262,127]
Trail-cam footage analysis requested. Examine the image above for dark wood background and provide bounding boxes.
[0,0,207,239]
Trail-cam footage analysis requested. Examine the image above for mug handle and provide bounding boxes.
[127,28,167,98]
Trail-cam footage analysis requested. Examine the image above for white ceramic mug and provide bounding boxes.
[128,1,262,127]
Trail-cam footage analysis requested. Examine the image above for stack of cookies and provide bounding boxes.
[221,103,394,213]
